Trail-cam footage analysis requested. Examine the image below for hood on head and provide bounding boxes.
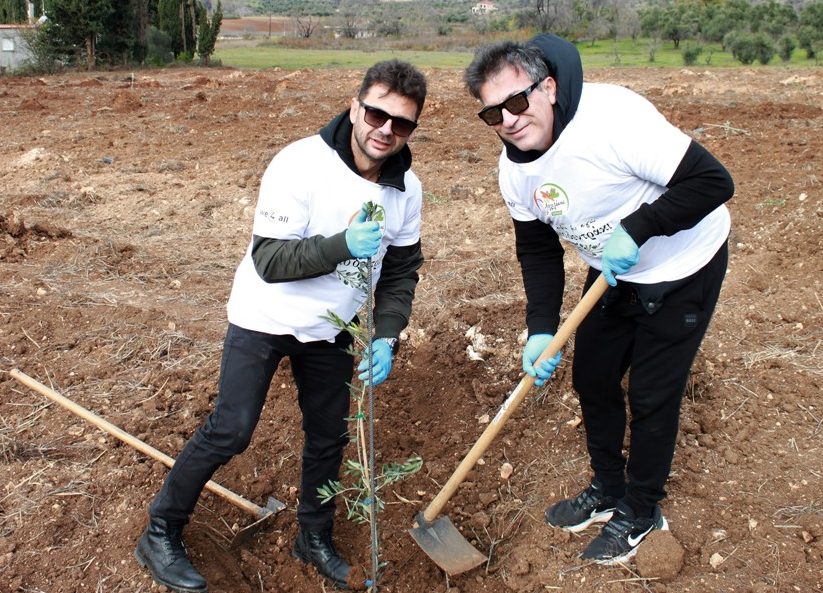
[504,34,583,164]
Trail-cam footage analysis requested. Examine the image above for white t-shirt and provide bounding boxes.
[499,83,730,284]
[227,135,422,342]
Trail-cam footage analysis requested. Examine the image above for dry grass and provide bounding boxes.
[36,189,101,209]
[96,326,220,371]
[416,254,522,312]
[0,407,55,463]
[743,341,822,375]
[774,503,823,521]
[0,408,99,537]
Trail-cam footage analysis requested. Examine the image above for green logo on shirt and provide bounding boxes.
[533,183,569,217]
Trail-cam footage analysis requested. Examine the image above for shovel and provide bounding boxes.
[409,275,609,575]
[10,368,286,549]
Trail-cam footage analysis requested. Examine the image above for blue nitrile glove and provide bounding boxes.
[522,334,562,387]
[357,339,393,386]
[601,224,639,287]
[345,207,382,259]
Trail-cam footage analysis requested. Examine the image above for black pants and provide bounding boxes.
[572,241,728,517]
[150,323,354,530]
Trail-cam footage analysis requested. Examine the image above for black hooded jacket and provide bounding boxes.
[505,33,584,164]
[511,34,734,335]
[249,111,424,341]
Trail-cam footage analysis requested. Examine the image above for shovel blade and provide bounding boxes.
[229,496,287,549]
[409,515,487,575]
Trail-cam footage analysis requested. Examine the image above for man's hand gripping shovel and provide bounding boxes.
[409,275,609,574]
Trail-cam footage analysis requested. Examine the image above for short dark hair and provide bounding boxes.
[464,41,549,100]
[358,59,428,119]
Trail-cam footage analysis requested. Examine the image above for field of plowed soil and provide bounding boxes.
[1,64,821,593]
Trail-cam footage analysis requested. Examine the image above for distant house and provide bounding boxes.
[0,24,35,73]
[471,1,498,15]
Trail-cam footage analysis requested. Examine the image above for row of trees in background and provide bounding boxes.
[3,0,823,70]
[238,0,823,65]
[636,0,823,64]
[0,0,222,70]
[0,0,40,23]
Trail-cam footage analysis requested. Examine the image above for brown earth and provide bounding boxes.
[220,16,293,36]
[1,65,822,593]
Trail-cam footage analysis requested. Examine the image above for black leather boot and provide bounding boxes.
[292,525,351,589]
[134,517,208,593]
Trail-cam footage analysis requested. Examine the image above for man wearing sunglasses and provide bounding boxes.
[465,35,734,565]
[135,60,427,593]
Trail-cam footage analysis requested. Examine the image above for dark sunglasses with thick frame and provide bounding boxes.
[477,79,542,126]
[359,101,418,137]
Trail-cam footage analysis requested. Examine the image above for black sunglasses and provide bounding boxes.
[478,80,542,126]
[359,101,418,137]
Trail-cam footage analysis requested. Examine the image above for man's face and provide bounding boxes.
[349,83,418,166]
[478,65,556,153]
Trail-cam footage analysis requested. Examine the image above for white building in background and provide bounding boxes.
[0,24,35,72]
[471,1,498,15]
[0,1,41,72]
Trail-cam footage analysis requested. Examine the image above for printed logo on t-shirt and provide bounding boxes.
[554,219,615,257]
[336,258,374,292]
[258,208,289,224]
[533,183,570,217]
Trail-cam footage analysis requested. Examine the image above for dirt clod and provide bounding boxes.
[635,530,685,580]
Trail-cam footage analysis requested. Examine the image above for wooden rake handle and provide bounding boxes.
[10,368,271,520]
[421,275,609,523]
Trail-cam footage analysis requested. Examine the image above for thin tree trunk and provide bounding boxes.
[189,0,197,55]
[180,1,186,53]
[86,34,96,70]
[136,0,149,62]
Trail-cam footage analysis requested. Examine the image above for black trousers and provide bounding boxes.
[572,241,728,517]
[150,323,354,530]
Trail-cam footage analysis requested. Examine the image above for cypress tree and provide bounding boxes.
[157,0,198,58]
[197,0,221,65]
[131,0,159,63]
[97,0,137,65]
[42,0,113,68]
[0,0,28,23]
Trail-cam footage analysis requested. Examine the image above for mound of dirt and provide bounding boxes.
[112,89,142,112]
[18,97,45,110]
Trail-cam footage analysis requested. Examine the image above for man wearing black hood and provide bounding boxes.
[134,60,427,592]
[465,36,733,565]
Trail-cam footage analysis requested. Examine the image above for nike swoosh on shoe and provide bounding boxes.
[626,524,655,548]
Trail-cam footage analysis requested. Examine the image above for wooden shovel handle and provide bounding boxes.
[9,368,270,519]
[422,275,609,523]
